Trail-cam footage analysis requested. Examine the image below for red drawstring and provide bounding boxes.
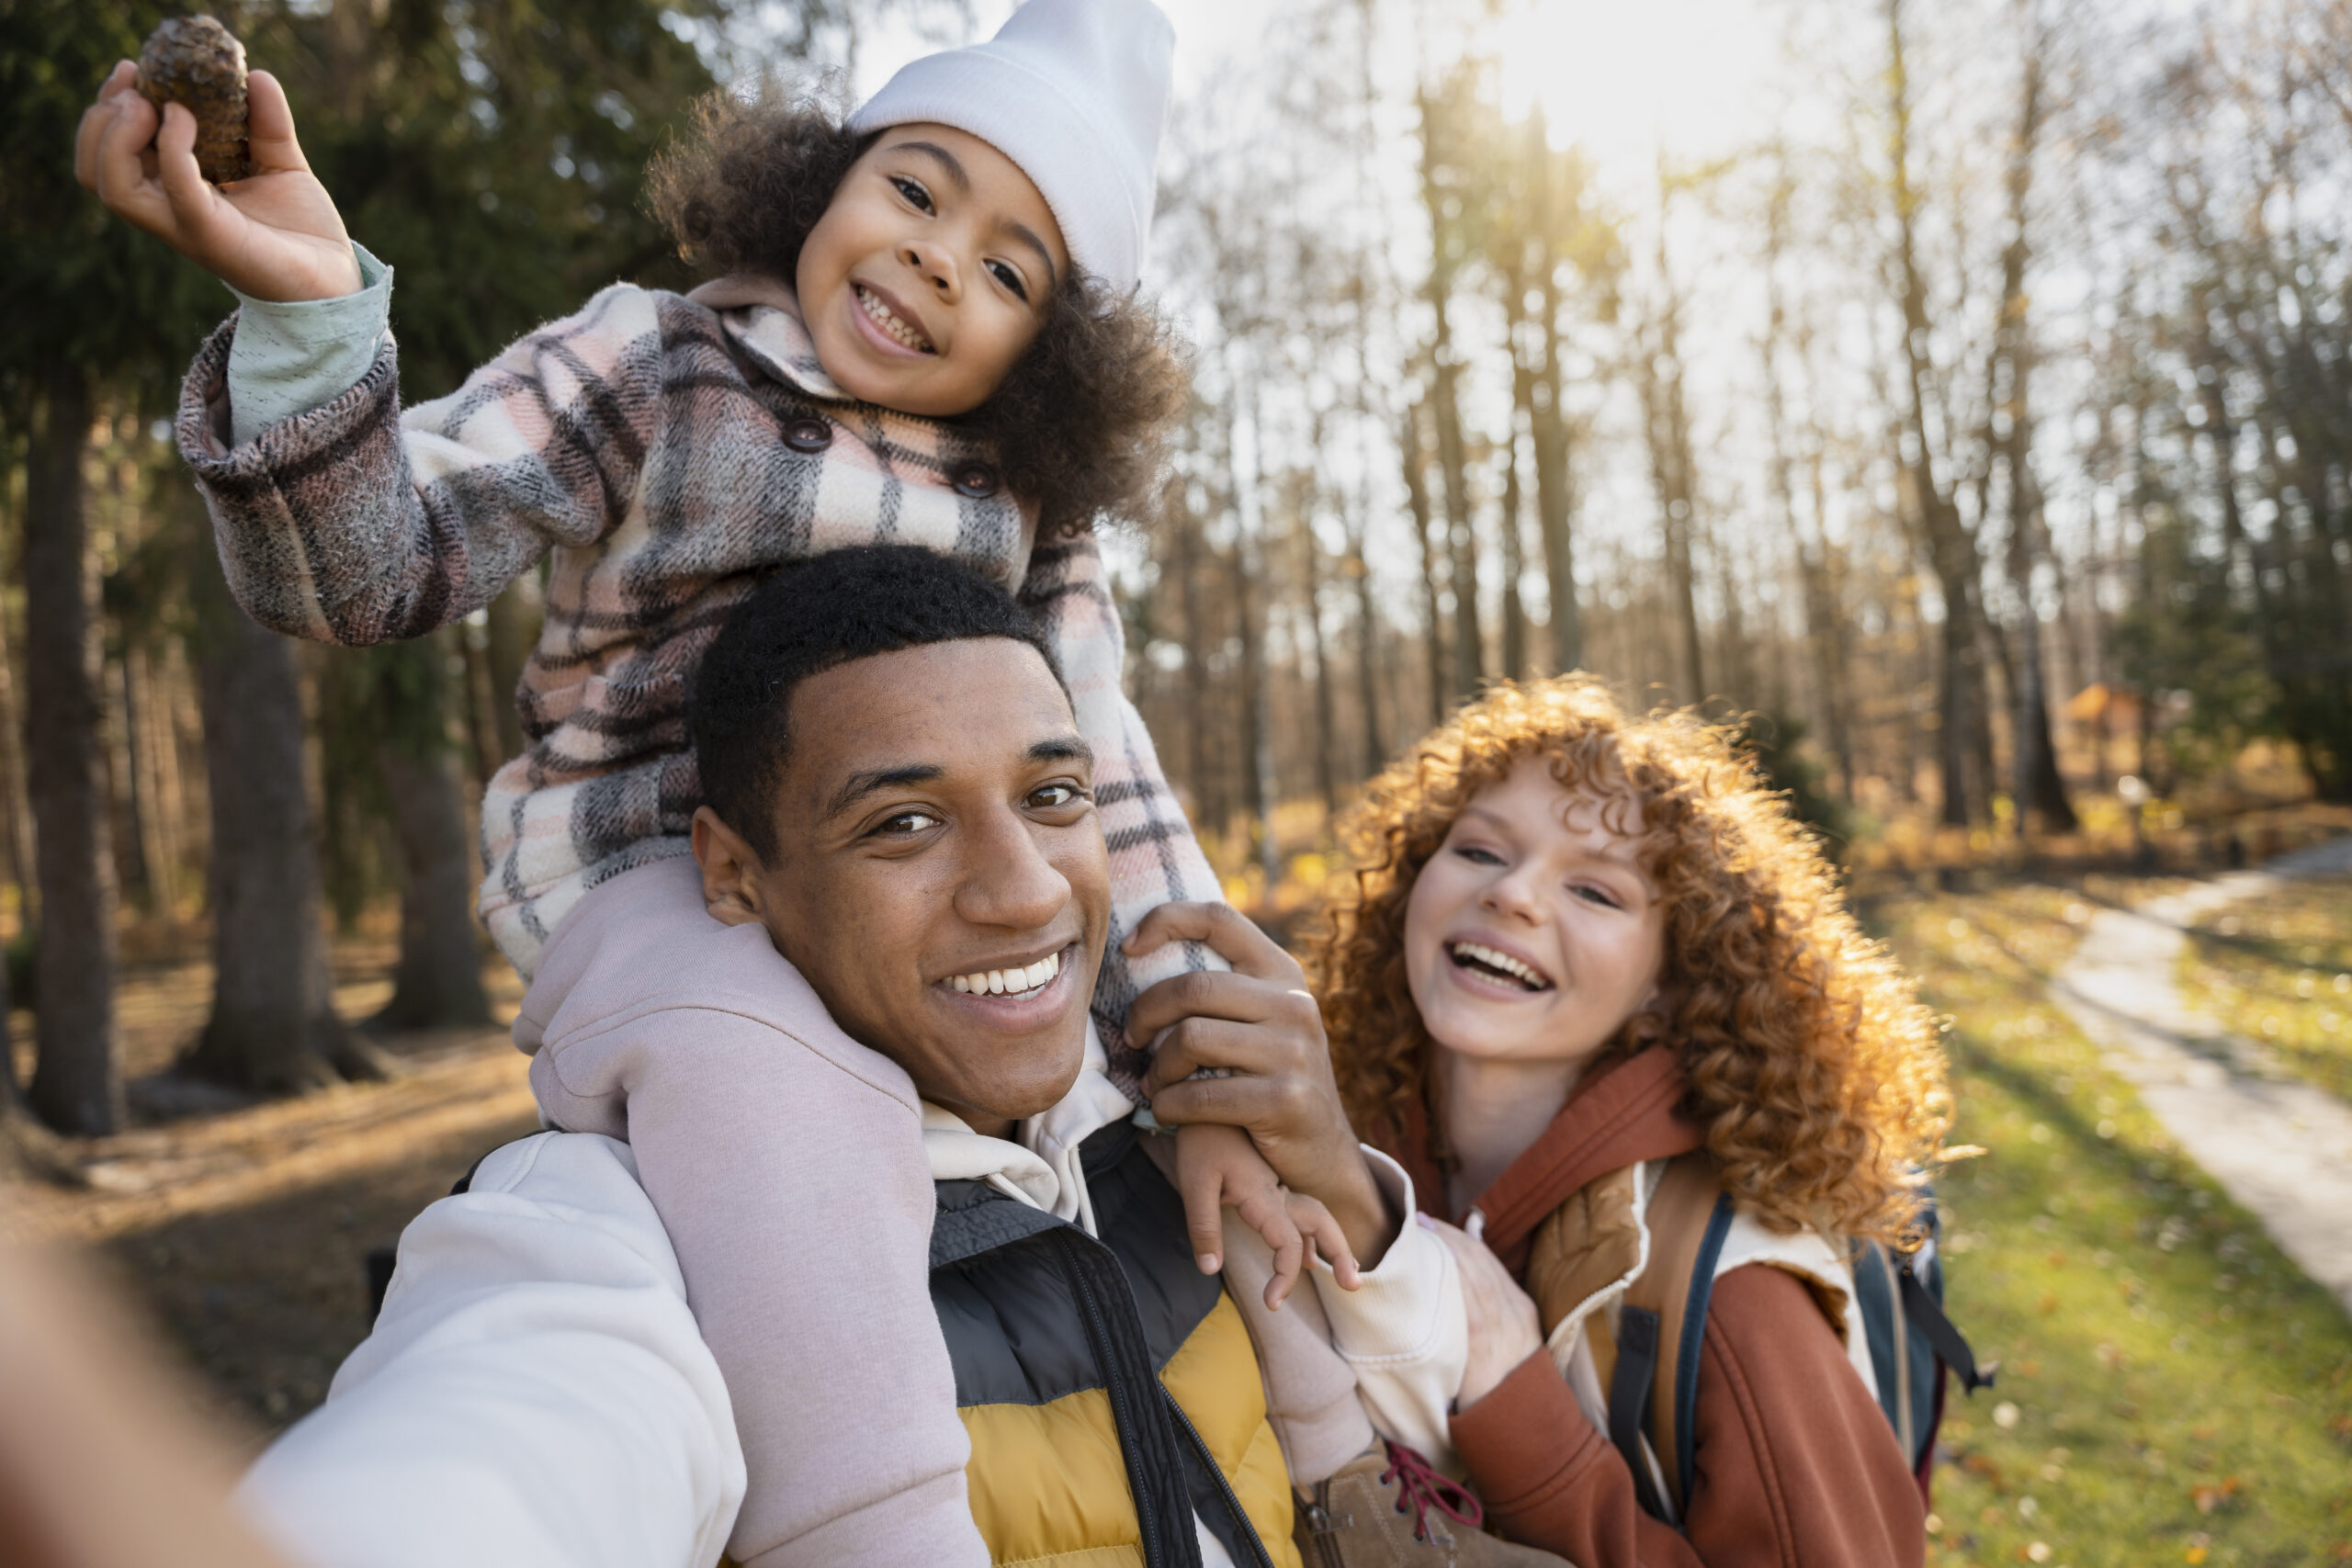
[1379,1438,1485,1541]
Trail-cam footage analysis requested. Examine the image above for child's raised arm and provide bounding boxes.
[76,62,362,304]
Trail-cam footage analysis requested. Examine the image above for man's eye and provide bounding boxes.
[889,175,934,214]
[876,809,941,835]
[987,259,1029,301]
[1028,783,1085,810]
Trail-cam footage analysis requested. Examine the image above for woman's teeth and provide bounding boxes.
[1449,942,1549,991]
[948,950,1062,998]
[856,284,934,353]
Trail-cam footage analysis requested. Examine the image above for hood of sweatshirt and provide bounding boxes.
[919,1019,1135,1236]
[1392,1044,1704,1277]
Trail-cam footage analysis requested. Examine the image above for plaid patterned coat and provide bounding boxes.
[175,275,1218,1086]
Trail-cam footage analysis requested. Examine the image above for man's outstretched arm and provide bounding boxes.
[241,1133,745,1568]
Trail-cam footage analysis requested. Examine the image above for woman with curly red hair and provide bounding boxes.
[1308,675,1951,1567]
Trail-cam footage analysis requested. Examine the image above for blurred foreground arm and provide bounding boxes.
[0,1225,294,1568]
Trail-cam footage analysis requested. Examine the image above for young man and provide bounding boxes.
[235,547,1538,1568]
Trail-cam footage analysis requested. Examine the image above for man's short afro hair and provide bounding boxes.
[689,545,1065,859]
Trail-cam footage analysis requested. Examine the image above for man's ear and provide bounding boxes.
[692,806,769,928]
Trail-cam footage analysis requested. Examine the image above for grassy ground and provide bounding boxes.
[2176,874,2352,1105]
[1870,884,2352,1567]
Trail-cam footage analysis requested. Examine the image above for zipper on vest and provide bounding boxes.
[1159,1385,1280,1568]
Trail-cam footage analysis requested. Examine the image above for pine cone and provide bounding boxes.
[136,15,250,185]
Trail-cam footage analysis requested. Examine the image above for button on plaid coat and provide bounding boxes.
[175,276,1219,1086]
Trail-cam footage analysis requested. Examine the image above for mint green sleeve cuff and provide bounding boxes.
[224,243,393,446]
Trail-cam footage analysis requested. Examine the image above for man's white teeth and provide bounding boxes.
[1451,942,1547,990]
[948,950,1062,997]
[857,284,934,352]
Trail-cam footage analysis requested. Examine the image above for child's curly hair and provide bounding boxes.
[646,84,1188,536]
[1309,675,1951,1246]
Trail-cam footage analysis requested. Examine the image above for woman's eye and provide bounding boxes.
[876,809,941,836]
[889,175,934,214]
[1454,845,1503,866]
[986,259,1029,301]
[1571,883,1622,909]
[1028,783,1085,810]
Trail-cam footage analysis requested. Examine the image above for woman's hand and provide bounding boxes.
[1425,1216,1544,1409]
[1125,901,1398,1268]
[75,62,361,301]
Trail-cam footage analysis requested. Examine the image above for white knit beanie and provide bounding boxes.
[848,0,1174,292]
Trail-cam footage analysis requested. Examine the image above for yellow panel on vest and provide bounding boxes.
[959,1387,1140,1565]
[1159,1295,1302,1568]
[958,1294,1300,1568]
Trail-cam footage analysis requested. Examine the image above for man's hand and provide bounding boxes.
[1424,1217,1544,1409]
[76,61,361,301]
[1125,901,1399,1269]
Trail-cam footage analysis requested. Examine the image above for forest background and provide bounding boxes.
[3,0,2352,1563]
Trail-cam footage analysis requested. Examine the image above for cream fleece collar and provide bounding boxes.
[919,1021,1137,1237]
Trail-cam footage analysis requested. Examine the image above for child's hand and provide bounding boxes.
[1175,1122,1361,1311]
[76,62,362,302]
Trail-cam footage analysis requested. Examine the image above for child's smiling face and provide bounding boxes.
[1400,757,1667,1073]
[796,123,1069,418]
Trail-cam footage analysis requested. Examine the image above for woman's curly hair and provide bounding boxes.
[645,84,1188,536]
[1309,675,1951,1246]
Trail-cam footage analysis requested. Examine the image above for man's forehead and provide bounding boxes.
[775,640,1081,824]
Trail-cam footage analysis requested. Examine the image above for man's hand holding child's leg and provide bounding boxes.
[1174,1122,1360,1309]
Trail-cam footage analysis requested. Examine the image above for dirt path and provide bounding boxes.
[2052,835,2352,1317]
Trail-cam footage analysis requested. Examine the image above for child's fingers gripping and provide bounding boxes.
[74,62,141,192]
[91,90,174,237]
[150,102,222,238]
[1177,1140,1229,1277]
[1287,1192,1361,1292]
[1227,1183,1306,1311]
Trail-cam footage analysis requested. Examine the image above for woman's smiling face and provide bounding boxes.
[1401,756,1668,1070]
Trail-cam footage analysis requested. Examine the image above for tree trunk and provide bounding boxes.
[22,364,120,1136]
[180,531,386,1092]
[0,583,39,936]
[1346,542,1386,778]
[1429,296,1483,704]
[1984,24,2076,834]
[1416,91,1483,705]
[482,580,535,763]
[1527,115,1583,676]
[371,737,491,1031]
[1403,399,1449,722]
[1232,386,1280,890]
[1170,482,1225,837]
[1498,428,1528,682]
[1639,333,1706,704]
[1803,442,1856,798]
[1295,497,1340,816]
[1885,0,1992,825]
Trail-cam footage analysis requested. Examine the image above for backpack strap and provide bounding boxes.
[1609,1152,1733,1525]
[1897,1258,1996,1393]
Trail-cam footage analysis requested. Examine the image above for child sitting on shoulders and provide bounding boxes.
[78,5,1388,1562]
